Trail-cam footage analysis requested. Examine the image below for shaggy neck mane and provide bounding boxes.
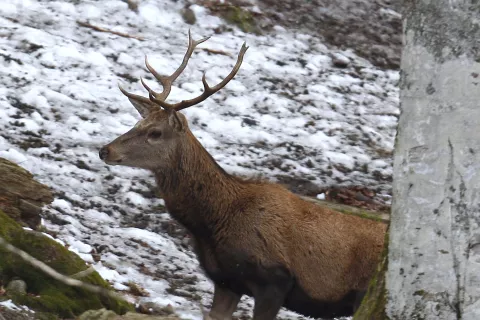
[153,131,245,238]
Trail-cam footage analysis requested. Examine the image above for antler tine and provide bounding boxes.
[118,83,154,106]
[150,42,249,112]
[139,77,174,112]
[145,29,211,102]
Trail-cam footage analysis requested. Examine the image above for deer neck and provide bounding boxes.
[153,132,243,237]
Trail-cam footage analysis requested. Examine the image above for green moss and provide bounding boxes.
[353,229,390,320]
[0,210,133,318]
[300,196,390,223]
[223,6,260,34]
[334,207,386,222]
[414,290,426,296]
[33,312,60,320]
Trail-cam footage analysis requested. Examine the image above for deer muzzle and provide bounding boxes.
[99,145,123,164]
[99,146,109,160]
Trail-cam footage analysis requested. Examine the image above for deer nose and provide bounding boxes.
[99,146,109,160]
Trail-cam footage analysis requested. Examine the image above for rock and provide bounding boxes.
[331,53,350,68]
[181,7,196,25]
[126,0,139,13]
[0,158,54,229]
[6,279,27,295]
[138,302,175,316]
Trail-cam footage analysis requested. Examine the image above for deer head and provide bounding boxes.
[99,31,248,171]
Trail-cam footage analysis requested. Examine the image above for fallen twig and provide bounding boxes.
[200,48,233,57]
[0,236,128,302]
[76,20,144,41]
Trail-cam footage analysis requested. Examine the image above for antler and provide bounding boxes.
[119,30,210,112]
[149,42,248,111]
[141,30,210,104]
[119,30,248,113]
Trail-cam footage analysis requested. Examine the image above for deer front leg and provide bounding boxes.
[205,283,242,320]
[248,268,294,320]
[353,290,366,312]
[250,283,291,320]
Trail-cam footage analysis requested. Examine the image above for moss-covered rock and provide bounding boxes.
[0,210,133,319]
[6,279,28,295]
[200,2,261,35]
[353,228,390,320]
[78,308,181,320]
[78,308,118,320]
[0,158,53,229]
[222,5,259,34]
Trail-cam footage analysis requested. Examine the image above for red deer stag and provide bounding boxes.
[99,31,387,320]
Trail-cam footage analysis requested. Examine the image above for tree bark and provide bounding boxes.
[353,228,389,320]
[386,1,480,319]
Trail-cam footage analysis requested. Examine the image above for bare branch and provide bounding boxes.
[0,235,128,302]
[76,20,145,41]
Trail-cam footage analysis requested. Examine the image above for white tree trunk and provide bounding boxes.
[386,1,480,319]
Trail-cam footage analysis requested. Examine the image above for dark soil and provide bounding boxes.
[197,0,402,70]
[257,0,402,70]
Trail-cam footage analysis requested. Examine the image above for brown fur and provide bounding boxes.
[100,110,387,320]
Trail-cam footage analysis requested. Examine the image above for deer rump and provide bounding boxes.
[167,185,383,319]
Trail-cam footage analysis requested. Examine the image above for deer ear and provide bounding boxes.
[167,110,185,132]
[118,84,156,118]
[127,98,155,118]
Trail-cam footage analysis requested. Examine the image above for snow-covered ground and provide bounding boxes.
[0,299,34,313]
[0,0,399,319]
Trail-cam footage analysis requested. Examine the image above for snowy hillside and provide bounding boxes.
[0,0,399,319]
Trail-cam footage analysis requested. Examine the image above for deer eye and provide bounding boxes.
[148,130,163,139]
